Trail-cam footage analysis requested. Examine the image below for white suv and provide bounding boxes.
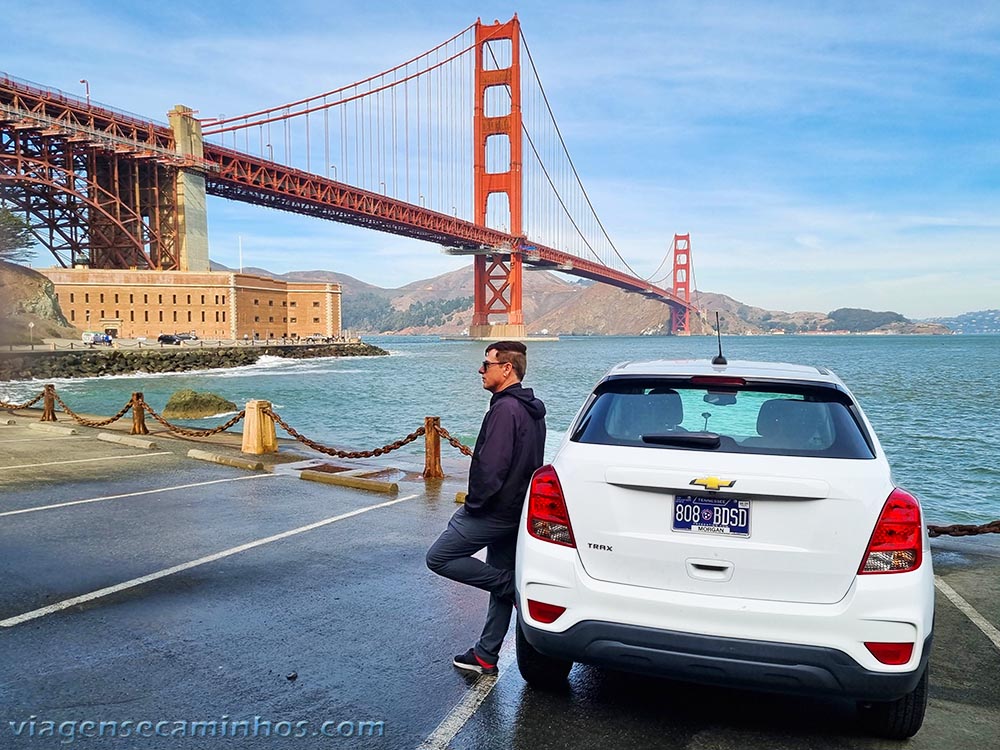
[515,359,933,739]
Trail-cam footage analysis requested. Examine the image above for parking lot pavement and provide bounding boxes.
[2,418,998,748]
[441,537,1000,750]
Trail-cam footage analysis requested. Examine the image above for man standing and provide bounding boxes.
[426,341,547,675]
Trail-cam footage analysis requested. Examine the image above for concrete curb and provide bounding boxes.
[97,432,158,450]
[28,423,78,436]
[187,449,264,471]
[300,469,398,494]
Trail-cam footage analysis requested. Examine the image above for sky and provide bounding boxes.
[4,0,999,317]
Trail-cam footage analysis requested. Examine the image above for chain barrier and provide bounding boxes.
[434,424,474,457]
[142,402,247,438]
[11,385,1000,537]
[0,390,45,410]
[264,406,426,459]
[52,391,134,428]
[927,520,1000,538]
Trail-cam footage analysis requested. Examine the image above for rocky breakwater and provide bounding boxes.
[0,342,387,381]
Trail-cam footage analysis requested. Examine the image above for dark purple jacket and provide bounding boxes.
[465,383,547,524]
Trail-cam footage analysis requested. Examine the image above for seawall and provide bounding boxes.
[0,342,387,381]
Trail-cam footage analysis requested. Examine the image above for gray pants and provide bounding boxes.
[426,506,517,664]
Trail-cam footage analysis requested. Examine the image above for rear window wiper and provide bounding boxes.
[641,432,722,449]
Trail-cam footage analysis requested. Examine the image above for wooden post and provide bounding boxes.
[242,400,277,455]
[41,384,57,422]
[130,392,149,435]
[423,416,444,479]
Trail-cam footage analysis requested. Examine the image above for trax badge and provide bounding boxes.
[690,476,736,491]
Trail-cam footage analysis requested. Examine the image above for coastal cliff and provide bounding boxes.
[0,261,78,345]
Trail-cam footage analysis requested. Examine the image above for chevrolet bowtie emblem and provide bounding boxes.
[691,476,736,491]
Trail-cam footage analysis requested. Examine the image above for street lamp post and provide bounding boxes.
[28,321,34,348]
[265,143,274,160]
[79,79,90,107]
[329,165,337,180]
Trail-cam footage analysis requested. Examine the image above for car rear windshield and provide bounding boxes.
[571,378,875,458]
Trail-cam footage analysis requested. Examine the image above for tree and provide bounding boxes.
[0,206,36,263]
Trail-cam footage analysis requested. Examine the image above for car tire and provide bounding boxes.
[516,620,572,689]
[857,665,928,739]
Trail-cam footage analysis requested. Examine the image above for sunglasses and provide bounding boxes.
[480,360,508,370]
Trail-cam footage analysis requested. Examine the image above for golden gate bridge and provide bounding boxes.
[0,16,695,336]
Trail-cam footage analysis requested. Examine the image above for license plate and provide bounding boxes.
[673,495,751,537]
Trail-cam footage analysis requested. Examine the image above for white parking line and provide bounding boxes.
[0,473,283,518]
[935,576,1000,652]
[0,493,419,628]
[0,452,171,471]
[417,640,516,750]
[0,436,86,444]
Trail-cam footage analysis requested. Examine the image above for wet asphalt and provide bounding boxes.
[1,417,998,749]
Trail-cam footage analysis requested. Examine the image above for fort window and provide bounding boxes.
[187,295,191,304]
[222,295,226,304]
[215,311,219,322]
[130,311,134,322]
[173,311,178,322]
[144,294,148,304]
[290,317,296,323]
[70,310,75,321]
[268,300,274,307]
[290,301,297,307]
[254,316,260,322]
[313,302,320,307]
[172,295,177,304]
[70,293,75,303]
[222,311,226,322]
[158,295,162,304]
[187,311,192,322]
[201,295,205,304]
[268,316,274,322]
[313,317,320,323]
[145,311,149,322]
[129,294,134,304]
[253,299,259,306]
[158,311,163,322]
[100,294,104,303]
[85,293,89,303]
[114,294,119,304]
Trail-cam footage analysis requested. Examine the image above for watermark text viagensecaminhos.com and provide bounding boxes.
[5,715,386,743]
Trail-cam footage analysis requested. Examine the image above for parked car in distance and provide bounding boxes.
[515,358,934,740]
[175,332,199,340]
[81,331,111,345]
[157,334,182,345]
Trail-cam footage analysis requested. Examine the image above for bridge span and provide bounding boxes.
[1,16,696,336]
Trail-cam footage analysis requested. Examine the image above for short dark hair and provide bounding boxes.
[486,340,527,380]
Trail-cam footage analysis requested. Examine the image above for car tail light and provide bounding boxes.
[527,599,566,624]
[858,488,923,574]
[689,376,746,386]
[865,641,914,665]
[527,465,575,547]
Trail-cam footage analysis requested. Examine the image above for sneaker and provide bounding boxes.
[452,648,498,676]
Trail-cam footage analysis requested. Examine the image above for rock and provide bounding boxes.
[0,260,78,345]
[162,389,238,419]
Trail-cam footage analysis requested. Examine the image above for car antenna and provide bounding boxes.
[712,311,727,365]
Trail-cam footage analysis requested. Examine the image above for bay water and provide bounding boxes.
[3,334,997,526]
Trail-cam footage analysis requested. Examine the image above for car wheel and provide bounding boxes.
[516,620,572,689]
[857,665,928,739]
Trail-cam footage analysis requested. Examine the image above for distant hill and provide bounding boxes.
[923,309,1000,334]
[209,261,952,336]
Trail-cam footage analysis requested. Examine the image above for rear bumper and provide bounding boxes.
[520,617,932,701]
